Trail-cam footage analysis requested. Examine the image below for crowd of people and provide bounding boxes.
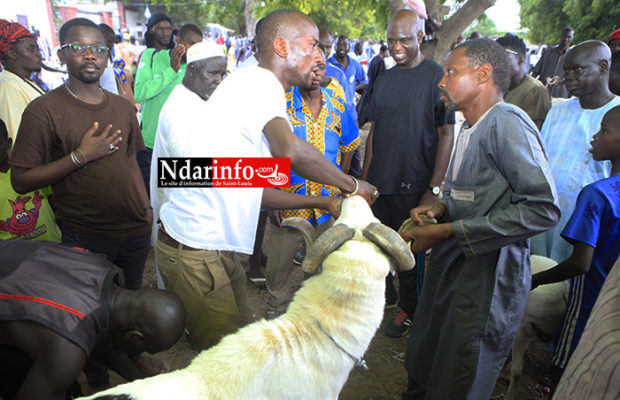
[0,5,618,400]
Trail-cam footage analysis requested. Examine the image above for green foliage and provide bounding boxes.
[115,0,247,34]
[255,0,391,39]
[519,0,620,45]
[463,13,499,38]
[562,0,620,43]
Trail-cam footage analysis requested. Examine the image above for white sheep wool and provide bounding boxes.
[78,196,410,400]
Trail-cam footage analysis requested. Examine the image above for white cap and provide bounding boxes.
[186,41,225,64]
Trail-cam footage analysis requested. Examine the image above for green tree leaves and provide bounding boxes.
[519,0,620,44]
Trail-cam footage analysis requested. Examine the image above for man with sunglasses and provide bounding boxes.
[497,33,551,131]
[10,17,163,389]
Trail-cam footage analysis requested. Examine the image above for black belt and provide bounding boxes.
[158,226,201,251]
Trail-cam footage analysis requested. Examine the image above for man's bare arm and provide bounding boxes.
[339,151,354,175]
[360,122,374,180]
[11,122,123,193]
[263,117,377,203]
[261,188,342,219]
[418,124,454,206]
[15,334,86,400]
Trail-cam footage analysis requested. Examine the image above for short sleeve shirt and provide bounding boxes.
[504,76,551,123]
[159,66,290,253]
[327,55,368,121]
[561,173,620,310]
[368,59,455,195]
[10,86,149,238]
[279,86,359,225]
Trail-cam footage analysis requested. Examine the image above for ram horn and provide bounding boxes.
[281,217,319,249]
[301,223,355,275]
[362,222,414,272]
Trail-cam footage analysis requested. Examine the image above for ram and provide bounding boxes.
[79,196,414,400]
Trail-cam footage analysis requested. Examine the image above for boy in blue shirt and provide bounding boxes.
[532,105,620,391]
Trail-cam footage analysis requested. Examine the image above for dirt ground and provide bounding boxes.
[79,124,555,399]
[79,251,555,400]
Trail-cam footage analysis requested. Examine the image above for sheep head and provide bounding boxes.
[282,196,414,275]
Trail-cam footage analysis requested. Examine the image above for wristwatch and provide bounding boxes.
[429,185,440,195]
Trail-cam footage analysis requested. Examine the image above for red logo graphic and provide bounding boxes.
[157,157,291,188]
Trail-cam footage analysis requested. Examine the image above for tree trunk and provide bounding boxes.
[385,0,407,15]
[245,0,257,37]
[430,0,496,63]
[385,0,498,64]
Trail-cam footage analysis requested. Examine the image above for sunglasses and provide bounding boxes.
[61,43,109,58]
[504,48,520,56]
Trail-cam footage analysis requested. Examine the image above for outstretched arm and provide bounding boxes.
[263,117,377,204]
[15,336,86,400]
[531,242,594,290]
[418,124,454,206]
[261,188,342,219]
[92,339,146,382]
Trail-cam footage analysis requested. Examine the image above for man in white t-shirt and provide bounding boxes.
[150,41,227,244]
[155,10,378,350]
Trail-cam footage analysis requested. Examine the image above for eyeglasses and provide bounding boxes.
[504,48,520,56]
[61,43,109,58]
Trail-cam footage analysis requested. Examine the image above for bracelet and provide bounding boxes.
[344,175,359,197]
[75,147,88,165]
[70,151,84,168]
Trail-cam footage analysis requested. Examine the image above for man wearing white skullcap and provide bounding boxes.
[150,40,226,248]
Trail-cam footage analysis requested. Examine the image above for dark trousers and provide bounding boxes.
[349,147,362,178]
[60,224,150,388]
[60,223,150,290]
[136,147,153,198]
[402,373,425,400]
[372,192,424,316]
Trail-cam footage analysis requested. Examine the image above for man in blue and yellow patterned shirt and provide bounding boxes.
[265,50,359,318]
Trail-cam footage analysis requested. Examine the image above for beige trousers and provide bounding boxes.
[266,218,333,312]
[156,238,253,350]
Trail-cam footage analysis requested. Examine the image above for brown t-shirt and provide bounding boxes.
[10,85,149,238]
[505,76,551,123]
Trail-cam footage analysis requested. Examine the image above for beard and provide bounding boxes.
[439,89,458,112]
[74,64,103,84]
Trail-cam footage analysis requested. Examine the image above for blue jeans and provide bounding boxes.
[60,223,150,290]
[136,147,153,198]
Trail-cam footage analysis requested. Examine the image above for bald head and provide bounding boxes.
[387,9,424,69]
[387,9,421,36]
[110,287,186,354]
[319,29,332,54]
[567,40,612,65]
[256,9,317,59]
[137,289,186,350]
[564,40,613,100]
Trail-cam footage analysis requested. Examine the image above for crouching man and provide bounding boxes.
[400,38,560,399]
[0,240,185,400]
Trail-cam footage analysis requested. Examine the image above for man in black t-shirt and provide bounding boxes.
[361,9,454,338]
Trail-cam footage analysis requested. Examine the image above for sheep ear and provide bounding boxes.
[302,223,355,275]
[362,222,415,272]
